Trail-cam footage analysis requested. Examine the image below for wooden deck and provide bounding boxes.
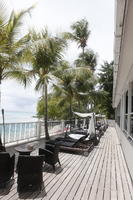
[0,127,133,200]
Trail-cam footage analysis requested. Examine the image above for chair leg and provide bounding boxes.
[58,159,61,166]
[52,165,55,171]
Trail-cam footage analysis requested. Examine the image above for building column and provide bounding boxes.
[122,93,126,131]
[127,82,132,134]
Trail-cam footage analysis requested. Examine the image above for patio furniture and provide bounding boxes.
[66,112,100,143]
[47,134,94,156]
[0,136,6,152]
[17,155,44,192]
[0,152,15,187]
[39,144,61,171]
[0,145,6,152]
[15,145,33,155]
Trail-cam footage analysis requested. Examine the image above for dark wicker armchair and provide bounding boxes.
[17,155,44,192]
[39,144,61,170]
[0,145,6,152]
[0,152,15,187]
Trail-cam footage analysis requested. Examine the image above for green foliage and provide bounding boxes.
[74,49,98,72]
[27,29,66,139]
[37,95,72,120]
[27,29,66,90]
[63,18,90,53]
[98,61,115,119]
[0,1,34,86]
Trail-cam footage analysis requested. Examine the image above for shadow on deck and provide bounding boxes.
[0,127,133,200]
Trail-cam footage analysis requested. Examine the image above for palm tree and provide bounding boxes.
[74,49,97,72]
[0,1,34,106]
[98,61,114,118]
[53,63,93,129]
[63,18,90,54]
[0,1,34,145]
[25,30,66,140]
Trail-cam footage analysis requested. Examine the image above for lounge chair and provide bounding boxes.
[17,155,44,192]
[47,134,94,156]
[63,112,100,146]
[47,112,99,155]
[0,152,15,187]
[39,144,61,171]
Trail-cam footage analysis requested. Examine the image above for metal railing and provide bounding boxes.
[0,120,64,146]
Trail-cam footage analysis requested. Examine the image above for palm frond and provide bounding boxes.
[0,0,9,26]
[35,79,44,91]
[7,5,34,44]
[4,68,32,87]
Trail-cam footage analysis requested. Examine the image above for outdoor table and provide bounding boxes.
[15,145,33,155]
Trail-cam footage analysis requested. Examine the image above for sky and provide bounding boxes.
[1,0,114,122]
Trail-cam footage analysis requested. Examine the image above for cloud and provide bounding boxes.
[1,80,40,122]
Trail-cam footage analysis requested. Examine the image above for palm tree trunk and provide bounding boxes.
[69,100,72,131]
[82,47,85,55]
[0,80,2,145]
[0,80,1,108]
[44,83,50,140]
[78,100,81,110]
[82,47,85,64]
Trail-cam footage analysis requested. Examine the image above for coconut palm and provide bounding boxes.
[0,1,34,144]
[0,0,34,106]
[63,18,90,54]
[24,30,66,140]
[74,49,97,72]
[98,61,114,118]
[53,63,93,129]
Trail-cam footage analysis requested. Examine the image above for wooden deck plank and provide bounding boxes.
[73,139,105,200]
[50,156,88,200]
[89,132,111,200]
[43,154,85,200]
[81,136,108,200]
[60,147,98,200]
[0,127,133,200]
[17,153,74,200]
[110,129,117,200]
[7,153,71,200]
[103,132,112,200]
[96,131,112,200]
[117,143,132,200]
[118,144,133,199]
[114,142,125,200]
[0,153,70,200]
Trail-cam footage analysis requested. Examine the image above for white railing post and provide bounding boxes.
[61,120,64,133]
[37,120,41,140]
[8,124,11,143]
[75,118,78,128]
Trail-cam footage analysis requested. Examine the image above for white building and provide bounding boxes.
[113,0,133,179]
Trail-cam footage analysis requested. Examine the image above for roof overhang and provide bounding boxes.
[113,0,127,107]
[113,0,133,108]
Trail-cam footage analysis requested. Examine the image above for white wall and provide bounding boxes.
[115,123,133,180]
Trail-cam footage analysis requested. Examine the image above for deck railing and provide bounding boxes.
[0,120,65,146]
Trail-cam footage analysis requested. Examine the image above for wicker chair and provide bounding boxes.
[39,144,61,171]
[0,152,15,187]
[0,137,6,152]
[0,145,6,152]
[17,155,44,192]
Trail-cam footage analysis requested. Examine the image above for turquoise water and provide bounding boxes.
[0,122,38,143]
